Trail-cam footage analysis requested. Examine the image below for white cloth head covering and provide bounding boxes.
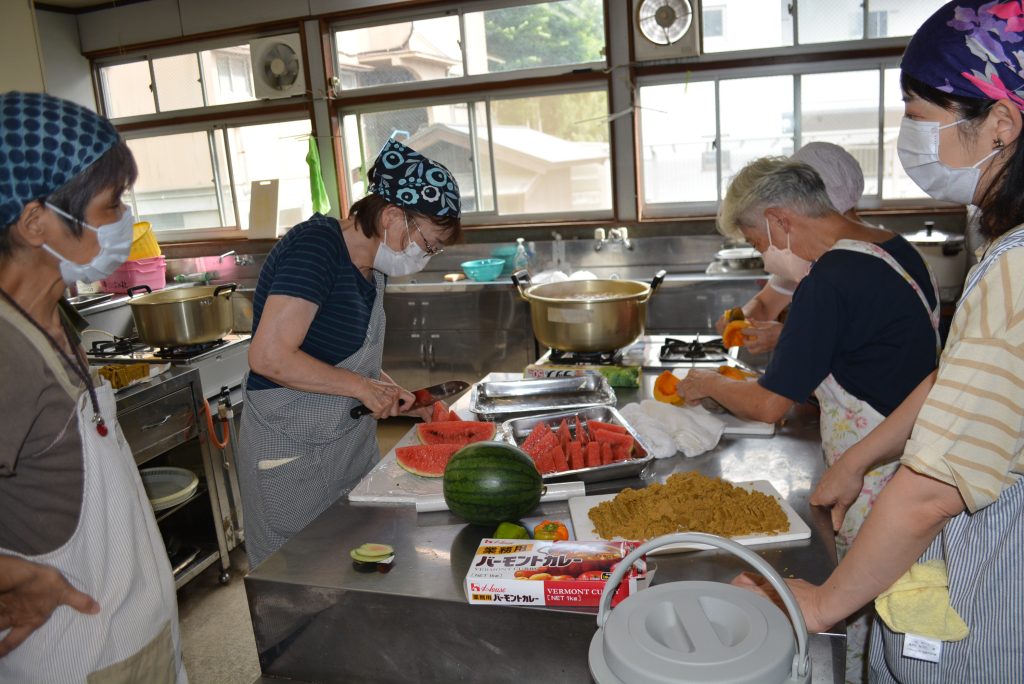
[791,142,864,214]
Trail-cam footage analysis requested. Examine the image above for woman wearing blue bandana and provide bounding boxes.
[0,92,186,681]
[238,138,462,567]
[737,2,1024,682]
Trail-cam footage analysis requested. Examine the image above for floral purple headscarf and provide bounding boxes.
[902,0,1024,110]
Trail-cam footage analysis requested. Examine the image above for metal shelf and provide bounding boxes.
[173,548,221,589]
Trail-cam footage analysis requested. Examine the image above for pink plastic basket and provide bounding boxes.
[100,256,167,294]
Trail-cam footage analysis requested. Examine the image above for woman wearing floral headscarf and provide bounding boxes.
[737,2,1024,682]
[238,138,462,567]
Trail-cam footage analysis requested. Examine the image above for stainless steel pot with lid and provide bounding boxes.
[904,222,967,303]
[714,247,764,271]
[512,270,666,352]
[590,533,811,684]
[127,283,237,347]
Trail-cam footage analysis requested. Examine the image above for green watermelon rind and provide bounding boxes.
[416,421,497,446]
[395,443,463,477]
[442,441,543,525]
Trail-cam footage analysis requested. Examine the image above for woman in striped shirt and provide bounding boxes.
[738,2,1024,682]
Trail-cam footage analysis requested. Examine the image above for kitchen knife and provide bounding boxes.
[350,380,470,419]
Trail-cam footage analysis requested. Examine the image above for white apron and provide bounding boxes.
[0,303,184,684]
[237,271,386,568]
[869,226,1024,684]
[812,240,939,684]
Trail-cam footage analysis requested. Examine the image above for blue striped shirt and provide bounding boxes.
[247,215,378,391]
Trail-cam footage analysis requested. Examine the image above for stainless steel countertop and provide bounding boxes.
[244,383,842,683]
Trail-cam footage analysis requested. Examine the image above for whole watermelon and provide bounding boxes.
[443,441,543,525]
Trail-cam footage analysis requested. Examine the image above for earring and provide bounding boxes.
[994,139,1005,149]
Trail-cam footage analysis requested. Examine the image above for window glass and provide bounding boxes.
[719,75,794,190]
[201,45,256,105]
[800,70,879,195]
[100,61,156,118]
[882,67,926,199]
[638,81,718,203]
[799,0,863,43]
[703,6,725,38]
[702,0,793,53]
[866,1,945,39]
[464,0,604,75]
[335,16,463,90]
[489,90,611,214]
[126,132,226,230]
[225,119,313,232]
[152,54,204,111]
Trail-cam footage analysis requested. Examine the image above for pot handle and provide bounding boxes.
[638,269,667,303]
[595,532,811,682]
[126,285,152,298]
[213,283,238,298]
[510,269,532,300]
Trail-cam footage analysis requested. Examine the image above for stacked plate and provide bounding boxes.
[141,467,199,511]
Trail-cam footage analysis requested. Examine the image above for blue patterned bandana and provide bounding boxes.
[903,1,1024,110]
[0,91,122,227]
[367,138,461,218]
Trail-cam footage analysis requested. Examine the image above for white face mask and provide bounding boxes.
[372,217,431,277]
[761,219,812,284]
[897,117,1000,205]
[41,203,134,285]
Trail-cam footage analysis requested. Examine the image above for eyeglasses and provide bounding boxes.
[407,216,444,256]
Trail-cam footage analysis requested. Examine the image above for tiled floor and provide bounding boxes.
[176,420,414,683]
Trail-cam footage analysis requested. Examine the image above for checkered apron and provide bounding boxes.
[237,272,386,568]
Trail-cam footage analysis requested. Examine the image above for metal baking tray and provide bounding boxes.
[470,376,615,417]
[498,405,652,484]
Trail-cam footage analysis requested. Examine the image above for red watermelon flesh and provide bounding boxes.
[448,409,461,421]
[588,420,628,436]
[430,402,448,422]
[585,442,601,468]
[396,443,462,477]
[592,429,634,460]
[600,442,614,465]
[568,441,584,470]
[548,445,569,472]
[521,422,552,452]
[417,421,496,446]
[557,419,571,451]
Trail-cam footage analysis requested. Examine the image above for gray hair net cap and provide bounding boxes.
[0,91,121,227]
[791,142,864,214]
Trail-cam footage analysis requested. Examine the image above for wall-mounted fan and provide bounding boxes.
[631,0,701,61]
[250,34,306,100]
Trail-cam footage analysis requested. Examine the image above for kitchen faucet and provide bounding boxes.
[593,227,633,251]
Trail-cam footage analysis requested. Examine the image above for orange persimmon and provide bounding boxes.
[653,370,684,405]
[722,320,752,348]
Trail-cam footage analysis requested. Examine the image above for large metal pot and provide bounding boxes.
[127,283,237,346]
[714,247,763,270]
[512,271,665,352]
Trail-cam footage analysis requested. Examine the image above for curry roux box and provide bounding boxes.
[465,539,648,608]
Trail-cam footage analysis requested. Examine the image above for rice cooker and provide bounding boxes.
[589,533,811,684]
[905,221,968,304]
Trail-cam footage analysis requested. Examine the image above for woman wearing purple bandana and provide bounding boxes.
[737,2,1024,682]
[237,138,462,567]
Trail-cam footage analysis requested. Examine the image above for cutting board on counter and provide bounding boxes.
[641,369,775,437]
[348,419,585,511]
[568,480,809,553]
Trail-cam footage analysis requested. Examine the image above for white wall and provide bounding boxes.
[1,0,45,92]
[36,10,96,110]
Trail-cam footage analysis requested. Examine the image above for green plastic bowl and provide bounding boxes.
[490,245,519,275]
[461,258,505,282]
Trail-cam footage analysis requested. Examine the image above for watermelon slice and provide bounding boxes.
[430,402,448,423]
[556,419,571,452]
[448,409,461,421]
[585,442,601,468]
[396,443,462,477]
[568,441,584,471]
[600,442,614,465]
[575,416,589,445]
[588,420,628,436]
[592,429,635,460]
[548,445,569,472]
[521,422,552,453]
[417,421,496,446]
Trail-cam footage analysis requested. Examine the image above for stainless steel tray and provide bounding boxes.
[499,406,652,484]
[470,376,615,416]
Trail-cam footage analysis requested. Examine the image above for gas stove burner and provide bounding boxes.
[659,337,728,362]
[89,336,152,358]
[153,339,226,360]
[548,348,624,365]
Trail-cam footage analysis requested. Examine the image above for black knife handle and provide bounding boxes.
[350,404,372,419]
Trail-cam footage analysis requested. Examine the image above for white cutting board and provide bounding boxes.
[568,480,810,553]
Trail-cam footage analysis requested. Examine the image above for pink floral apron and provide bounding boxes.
[813,239,940,683]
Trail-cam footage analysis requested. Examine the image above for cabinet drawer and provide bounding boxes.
[118,387,198,465]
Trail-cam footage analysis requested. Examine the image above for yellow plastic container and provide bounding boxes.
[129,221,161,260]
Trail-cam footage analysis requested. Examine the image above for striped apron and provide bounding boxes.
[0,304,183,683]
[237,271,386,568]
[868,227,1024,683]
[813,240,940,684]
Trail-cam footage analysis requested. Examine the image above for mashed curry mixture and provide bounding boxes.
[588,471,789,540]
